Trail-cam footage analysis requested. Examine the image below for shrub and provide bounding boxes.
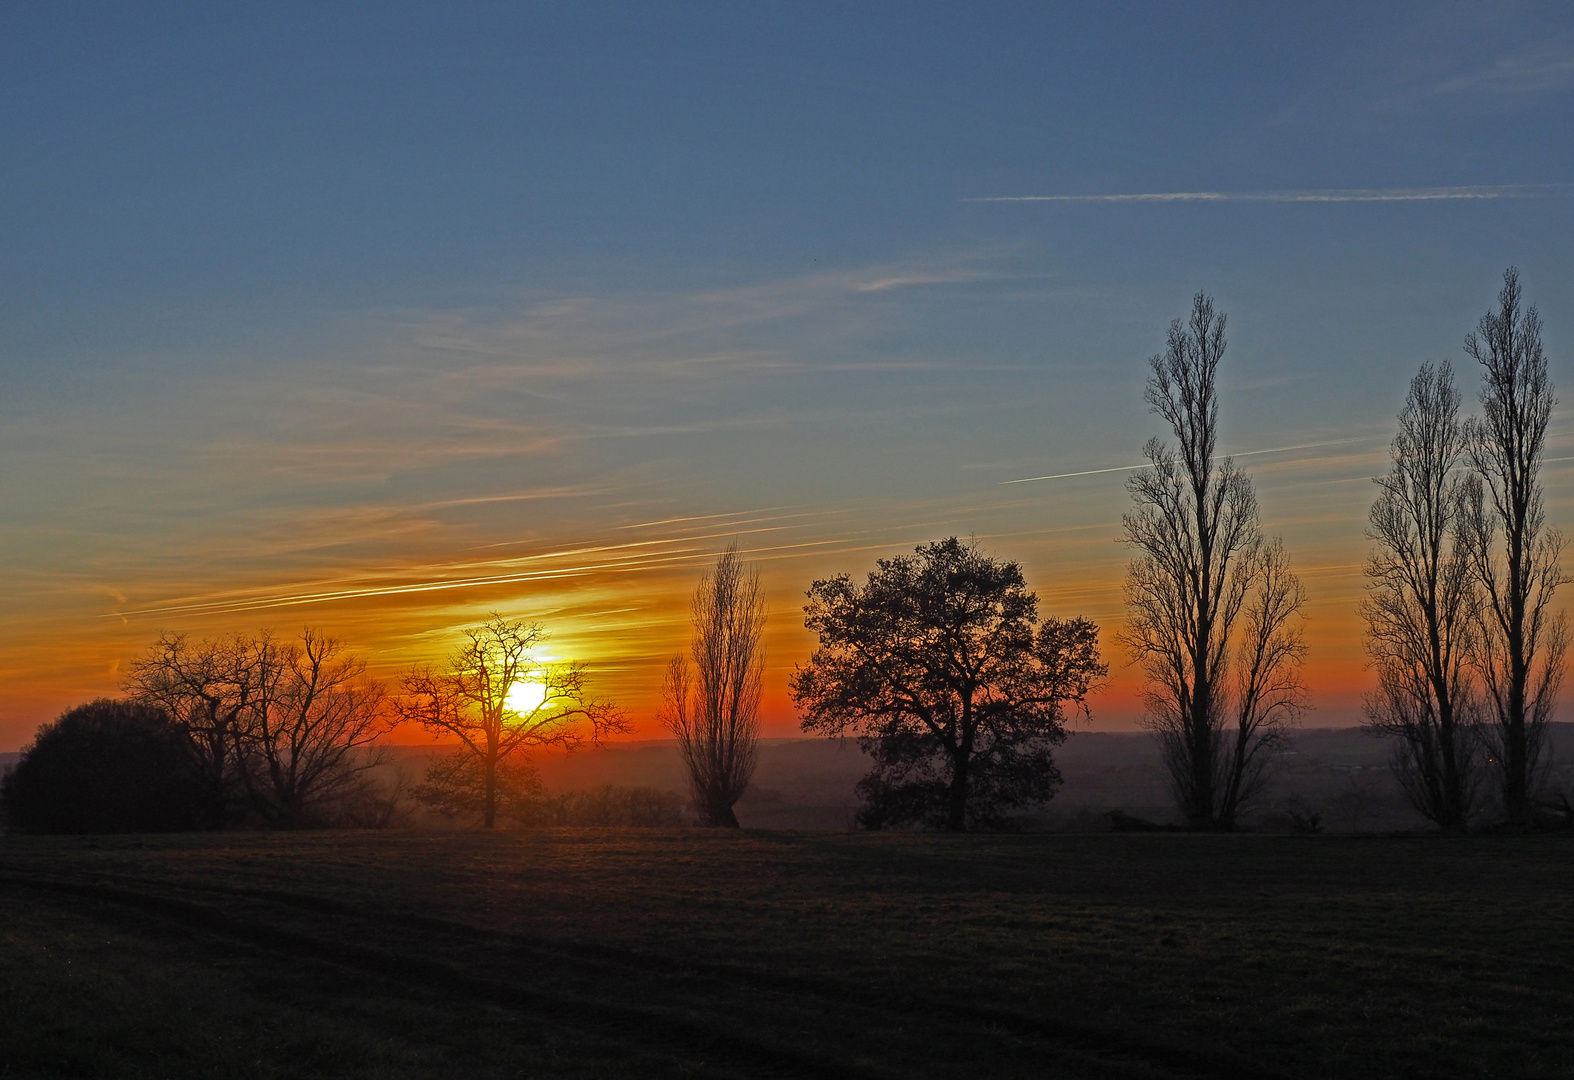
[1,699,208,834]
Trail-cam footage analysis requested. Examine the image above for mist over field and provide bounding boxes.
[366,725,1574,833]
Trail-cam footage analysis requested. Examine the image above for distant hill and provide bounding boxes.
[381,724,1574,831]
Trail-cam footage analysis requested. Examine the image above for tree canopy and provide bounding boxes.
[1,699,208,834]
[791,537,1105,831]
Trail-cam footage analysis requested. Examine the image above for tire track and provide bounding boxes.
[1,871,1268,1080]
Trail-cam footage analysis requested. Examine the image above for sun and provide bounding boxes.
[505,680,548,716]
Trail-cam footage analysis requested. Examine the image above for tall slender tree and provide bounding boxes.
[1459,267,1568,828]
[1122,292,1307,830]
[1363,363,1482,830]
[660,544,766,827]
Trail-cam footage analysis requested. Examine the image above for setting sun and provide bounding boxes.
[505,679,549,717]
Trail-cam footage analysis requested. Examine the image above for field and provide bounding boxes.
[2,830,1572,1079]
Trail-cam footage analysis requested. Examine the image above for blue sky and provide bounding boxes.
[3,2,1573,743]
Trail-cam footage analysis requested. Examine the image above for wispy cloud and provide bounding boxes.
[1428,36,1574,99]
[852,270,992,293]
[971,185,1570,204]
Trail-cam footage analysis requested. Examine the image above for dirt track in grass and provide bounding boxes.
[1,829,1571,1079]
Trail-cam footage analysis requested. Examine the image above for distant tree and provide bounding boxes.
[791,537,1105,831]
[234,629,392,828]
[125,633,256,826]
[394,614,625,828]
[1459,267,1569,828]
[1,699,207,834]
[1122,292,1308,830]
[660,544,766,827]
[1363,362,1484,830]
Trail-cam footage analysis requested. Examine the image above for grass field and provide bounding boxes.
[1,830,1571,1079]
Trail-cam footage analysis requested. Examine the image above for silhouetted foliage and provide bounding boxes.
[1459,267,1568,828]
[1122,292,1307,830]
[1363,362,1484,830]
[532,785,689,827]
[412,752,547,823]
[394,614,626,828]
[792,537,1105,831]
[125,632,256,827]
[661,544,765,827]
[328,767,415,830]
[127,628,392,828]
[1,699,207,834]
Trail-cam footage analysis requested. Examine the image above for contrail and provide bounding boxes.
[1002,436,1375,485]
[970,184,1571,204]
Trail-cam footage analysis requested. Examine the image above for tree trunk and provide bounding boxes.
[483,754,497,829]
[945,755,969,832]
[707,796,741,828]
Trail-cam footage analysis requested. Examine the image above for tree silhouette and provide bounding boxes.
[1363,362,1483,830]
[394,614,624,828]
[792,537,1104,831]
[235,629,392,828]
[1459,267,1568,828]
[660,544,766,828]
[1122,292,1307,830]
[125,632,257,827]
[1,700,207,834]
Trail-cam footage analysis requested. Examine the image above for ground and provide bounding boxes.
[0,829,1570,1079]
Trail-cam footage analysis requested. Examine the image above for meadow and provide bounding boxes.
[1,829,1571,1079]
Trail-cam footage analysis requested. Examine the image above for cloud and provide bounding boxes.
[852,270,993,293]
[1427,36,1574,99]
[971,185,1570,204]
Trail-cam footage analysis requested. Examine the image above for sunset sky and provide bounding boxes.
[4,3,1574,748]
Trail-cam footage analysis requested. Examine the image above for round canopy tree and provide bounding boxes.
[1,699,207,834]
[791,537,1105,831]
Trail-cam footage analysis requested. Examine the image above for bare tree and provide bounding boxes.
[1459,267,1568,828]
[1362,362,1483,830]
[661,544,766,827]
[125,632,257,826]
[395,613,625,829]
[1122,292,1308,830]
[235,629,392,828]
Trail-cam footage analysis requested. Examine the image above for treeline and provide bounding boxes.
[2,267,1565,835]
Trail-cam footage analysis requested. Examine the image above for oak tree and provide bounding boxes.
[791,538,1104,831]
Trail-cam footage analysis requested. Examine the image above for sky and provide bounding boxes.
[3,2,1574,748]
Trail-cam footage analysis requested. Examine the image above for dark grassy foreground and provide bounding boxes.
[1,831,1571,1079]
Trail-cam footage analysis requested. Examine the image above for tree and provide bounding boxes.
[1,700,208,834]
[1459,267,1568,828]
[659,544,766,827]
[234,629,392,828]
[125,632,260,827]
[394,613,625,828]
[1362,363,1483,830]
[791,537,1105,831]
[1122,292,1307,830]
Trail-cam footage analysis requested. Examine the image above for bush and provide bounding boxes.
[1,699,208,834]
[410,753,546,824]
[530,785,689,827]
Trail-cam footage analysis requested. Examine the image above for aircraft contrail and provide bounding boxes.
[1001,436,1374,485]
[970,184,1570,204]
